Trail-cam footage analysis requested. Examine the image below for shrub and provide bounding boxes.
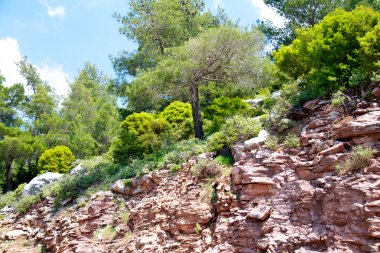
[169,164,181,174]
[265,135,279,150]
[203,96,253,134]
[124,178,133,188]
[15,194,42,213]
[160,101,193,139]
[191,159,221,179]
[208,115,262,152]
[283,133,300,148]
[274,6,380,97]
[331,90,346,107]
[162,138,207,165]
[0,183,26,209]
[215,155,234,166]
[194,223,202,234]
[120,210,130,223]
[93,225,117,241]
[336,146,375,175]
[112,112,170,163]
[38,146,75,174]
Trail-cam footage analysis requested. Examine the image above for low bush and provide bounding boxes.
[93,225,117,241]
[283,133,300,148]
[264,135,279,150]
[336,146,375,175]
[215,155,234,166]
[191,159,221,179]
[160,101,193,139]
[38,146,75,174]
[203,96,253,134]
[0,183,25,209]
[15,194,42,213]
[208,115,262,152]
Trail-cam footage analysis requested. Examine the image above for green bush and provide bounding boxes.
[336,146,375,175]
[215,155,234,166]
[274,6,380,98]
[191,159,221,179]
[111,112,169,163]
[38,146,75,174]
[283,133,300,148]
[265,135,279,150]
[160,101,193,139]
[331,90,346,107]
[0,183,25,209]
[15,194,42,213]
[169,164,181,174]
[162,138,207,165]
[208,115,262,152]
[203,96,253,134]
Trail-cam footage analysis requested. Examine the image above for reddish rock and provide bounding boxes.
[372,87,380,98]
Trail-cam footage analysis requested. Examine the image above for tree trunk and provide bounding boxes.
[5,161,12,192]
[189,83,204,139]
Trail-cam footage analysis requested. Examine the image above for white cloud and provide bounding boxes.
[0,37,70,97]
[0,37,23,86]
[40,0,66,18]
[37,64,70,97]
[47,6,66,18]
[251,0,285,27]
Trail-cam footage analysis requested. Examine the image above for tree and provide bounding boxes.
[61,64,120,158]
[261,0,380,50]
[274,6,380,98]
[127,26,271,138]
[0,76,25,128]
[112,0,221,80]
[0,135,31,191]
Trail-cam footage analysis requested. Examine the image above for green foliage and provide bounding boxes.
[283,133,300,148]
[208,115,262,152]
[194,223,202,234]
[38,146,75,174]
[203,97,252,133]
[113,0,220,78]
[274,7,380,97]
[112,112,169,163]
[264,135,279,150]
[15,194,42,214]
[124,178,133,188]
[93,225,117,241]
[160,101,193,139]
[336,146,375,175]
[169,164,181,174]
[215,155,234,166]
[162,138,207,166]
[61,63,120,158]
[331,90,346,107]
[191,159,221,179]
[0,183,25,209]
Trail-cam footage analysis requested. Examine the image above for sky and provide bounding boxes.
[0,0,283,97]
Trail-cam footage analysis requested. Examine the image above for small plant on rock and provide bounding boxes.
[336,146,375,175]
[283,133,300,148]
[194,223,202,234]
[93,225,117,241]
[124,178,133,188]
[265,135,279,150]
[191,159,221,179]
[169,164,181,174]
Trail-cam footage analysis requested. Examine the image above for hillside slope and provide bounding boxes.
[2,98,380,252]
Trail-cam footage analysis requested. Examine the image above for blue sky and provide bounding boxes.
[0,0,282,96]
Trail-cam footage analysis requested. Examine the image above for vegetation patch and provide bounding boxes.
[336,146,375,175]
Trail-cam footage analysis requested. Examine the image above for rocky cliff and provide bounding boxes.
[2,98,380,252]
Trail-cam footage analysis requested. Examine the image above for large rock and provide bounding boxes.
[243,130,269,150]
[335,110,380,139]
[69,163,84,175]
[22,172,63,196]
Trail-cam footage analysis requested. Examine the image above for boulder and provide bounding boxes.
[69,163,84,175]
[244,99,264,107]
[372,87,380,98]
[243,130,269,150]
[22,172,63,196]
[334,110,380,139]
[247,204,272,221]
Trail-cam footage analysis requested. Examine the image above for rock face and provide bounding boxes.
[22,172,63,196]
[3,98,380,252]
